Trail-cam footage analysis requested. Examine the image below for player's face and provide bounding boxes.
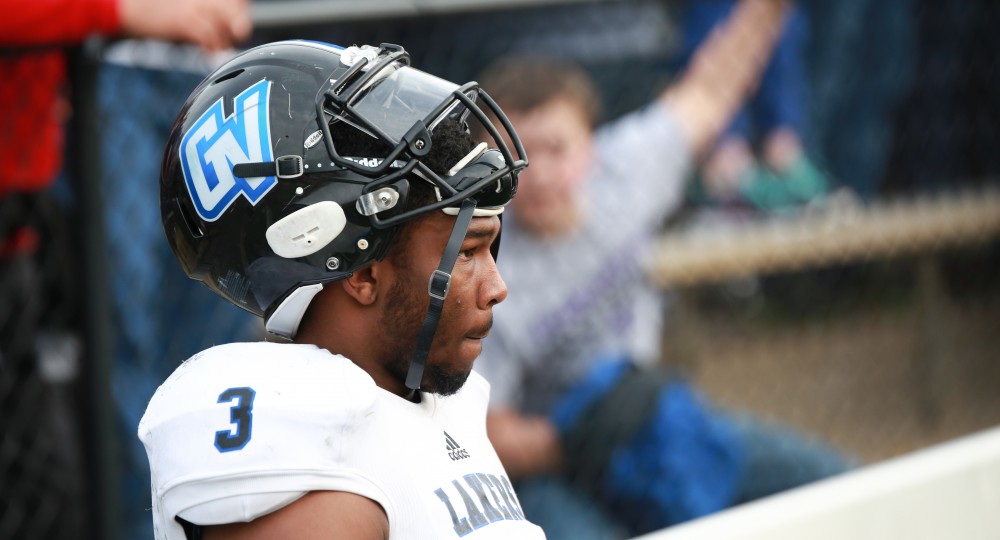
[506,97,593,237]
[379,213,507,395]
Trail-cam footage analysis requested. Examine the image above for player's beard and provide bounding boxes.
[379,275,471,397]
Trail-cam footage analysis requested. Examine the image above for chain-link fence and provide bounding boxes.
[0,191,87,539]
[2,0,999,538]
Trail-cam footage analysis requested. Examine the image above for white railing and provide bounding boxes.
[252,0,607,27]
[633,425,1000,540]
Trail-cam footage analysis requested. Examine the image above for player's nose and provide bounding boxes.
[481,257,508,308]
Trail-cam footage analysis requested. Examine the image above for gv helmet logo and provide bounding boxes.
[180,79,276,222]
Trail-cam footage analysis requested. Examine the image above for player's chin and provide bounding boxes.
[422,361,474,397]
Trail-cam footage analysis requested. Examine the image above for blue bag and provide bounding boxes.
[551,356,744,534]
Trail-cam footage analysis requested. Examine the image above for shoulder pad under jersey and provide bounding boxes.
[138,342,379,539]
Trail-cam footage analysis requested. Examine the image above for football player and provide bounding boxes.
[140,40,543,540]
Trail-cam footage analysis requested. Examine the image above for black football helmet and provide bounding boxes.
[160,40,527,376]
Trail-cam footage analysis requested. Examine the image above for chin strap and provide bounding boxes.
[405,198,478,390]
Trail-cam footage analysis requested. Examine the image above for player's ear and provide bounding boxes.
[340,264,380,306]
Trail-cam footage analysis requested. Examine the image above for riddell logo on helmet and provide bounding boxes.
[342,156,407,169]
[344,156,385,168]
[180,79,277,222]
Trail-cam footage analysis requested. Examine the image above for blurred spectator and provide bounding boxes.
[0,0,251,192]
[475,1,850,538]
[677,0,828,217]
[0,0,250,537]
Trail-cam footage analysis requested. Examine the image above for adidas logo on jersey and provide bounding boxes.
[445,431,470,461]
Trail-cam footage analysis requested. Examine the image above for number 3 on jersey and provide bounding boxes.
[215,387,256,452]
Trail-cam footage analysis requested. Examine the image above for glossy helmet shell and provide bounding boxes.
[160,40,525,337]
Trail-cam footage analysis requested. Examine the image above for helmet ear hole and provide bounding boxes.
[212,69,244,85]
[174,199,205,239]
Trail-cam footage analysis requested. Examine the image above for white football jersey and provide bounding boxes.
[138,341,546,540]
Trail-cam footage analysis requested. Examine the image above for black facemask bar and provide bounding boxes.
[316,84,525,221]
[313,45,527,226]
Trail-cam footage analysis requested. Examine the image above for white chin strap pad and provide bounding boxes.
[265,283,325,339]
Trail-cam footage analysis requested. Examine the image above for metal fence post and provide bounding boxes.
[73,38,121,540]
